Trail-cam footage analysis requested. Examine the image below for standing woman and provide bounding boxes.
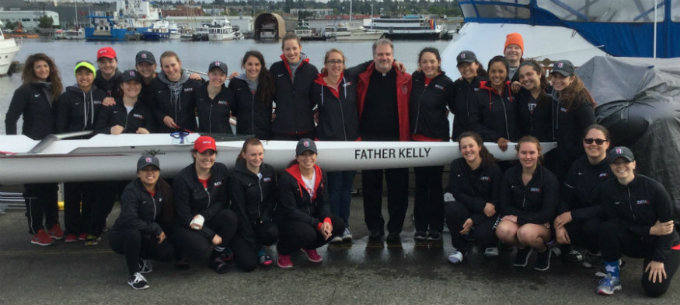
[229,51,275,139]
[195,60,235,135]
[172,136,249,273]
[472,55,519,152]
[95,69,156,135]
[312,48,359,242]
[445,131,503,263]
[5,53,64,245]
[275,139,345,268]
[269,33,319,140]
[410,47,455,241]
[496,136,559,271]
[151,51,202,133]
[56,60,107,242]
[595,146,680,297]
[451,50,487,141]
[109,154,175,290]
[516,60,555,142]
[229,138,279,267]
[554,124,612,263]
[550,60,596,182]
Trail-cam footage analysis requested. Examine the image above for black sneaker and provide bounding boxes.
[138,259,153,274]
[368,230,384,242]
[128,272,149,290]
[210,257,229,274]
[534,249,552,271]
[427,231,442,241]
[174,256,190,270]
[513,247,533,267]
[385,232,401,244]
[414,231,427,241]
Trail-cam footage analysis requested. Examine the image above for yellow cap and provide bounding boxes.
[74,60,96,78]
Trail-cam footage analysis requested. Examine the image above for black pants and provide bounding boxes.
[173,209,239,261]
[253,221,279,246]
[64,182,96,236]
[564,216,601,253]
[600,219,680,297]
[272,131,314,141]
[277,215,344,255]
[445,201,498,250]
[90,181,122,236]
[362,168,409,234]
[24,183,59,234]
[413,166,444,232]
[109,228,175,275]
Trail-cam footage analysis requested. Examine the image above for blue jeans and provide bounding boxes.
[327,170,356,228]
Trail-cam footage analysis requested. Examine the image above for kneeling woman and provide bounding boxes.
[109,154,175,290]
[445,131,503,264]
[275,138,344,268]
[595,146,680,297]
[173,136,250,273]
[496,136,559,271]
[230,138,279,267]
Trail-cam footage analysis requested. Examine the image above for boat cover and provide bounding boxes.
[578,56,680,216]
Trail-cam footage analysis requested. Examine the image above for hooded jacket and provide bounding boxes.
[112,178,174,236]
[275,163,331,227]
[195,82,235,135]
[5,82,58,140]
[559,156,612,219]
[451,75,484,141]
[94,97,156,134]
[229,160,278,246]
[94,69,122,98]
[228,74,272,139]
[150,70,202,132]
[409,71,456,141]
[500,164,559,226]
[448,158,503,224]
[356,61,412,141]
[473,80,519,142]
[517,87,557,142]
[312,70,360,141]
[56,85,107,133]
[269,54,319,135]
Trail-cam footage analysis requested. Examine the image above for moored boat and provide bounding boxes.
[0,22,21,76]
[367,15,442,40]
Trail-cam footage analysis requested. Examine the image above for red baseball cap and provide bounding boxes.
[194,136,217,153]
[97,47,117,60]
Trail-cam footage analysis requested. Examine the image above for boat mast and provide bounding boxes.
[653,0,658,59]
[349,0,352,24]
[74,0,78,28]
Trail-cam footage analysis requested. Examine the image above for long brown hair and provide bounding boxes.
[458,131,496,164]
[557,76,596,110]
[241,50,274,106]
[236,137,264,163]
[22,53,62,101]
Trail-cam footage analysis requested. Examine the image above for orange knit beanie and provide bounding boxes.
[504,32,524,54]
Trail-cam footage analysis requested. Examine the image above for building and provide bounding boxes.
[0,10,60,30]
[290,9,334,18]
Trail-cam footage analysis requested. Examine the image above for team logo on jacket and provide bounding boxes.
[133,114,144,119]
[263,177,271,182]
[480,176,490,181]
[184,88,193,92]
[560,107,568,112]
[33,93,40,98]
[636,199,650,205]
[599,172,609,178]
[434,84,445,91]
[94,100,102,105]
[529,187,541,193]
[214,181,222,187]
[218,100,228,106]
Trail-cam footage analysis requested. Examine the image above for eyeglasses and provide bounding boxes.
[326,60,344,65]
[583,138,607,145]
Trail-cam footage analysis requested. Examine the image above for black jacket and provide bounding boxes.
[500,165,560,226]
[195,82,235,135]
[559,156,612,219]
[94,98,156,134]
[599,174,680,262]
[517,88,557,142]
[312,70,360,141]
[5,83,57,140]
[55,85,107,133]
[472,80,520,142]
[94,69,122,98]
[270,57,319,135]
[275,164,331,227]
[173,162,230,239]
[228,77,272,139]
[229,160,278,246]
[451,76,484,141]
[448,158,503,224]
[111,178,174,236]
[409,71,455,141]
[150,72,202,132]
[556,97,595,164]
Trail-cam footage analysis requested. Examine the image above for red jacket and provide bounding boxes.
[356,62,412,141]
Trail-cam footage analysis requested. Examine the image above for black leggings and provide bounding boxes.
[563,216,601,253]
[109,228,175,275]
[23,183,59,234]
[277,216,345,255]
[600,219,680,297]
[445,201,498,250]
[413,166,444,232]
[253,222,279,246]
[172,209,238,261]
[63,182,96,235]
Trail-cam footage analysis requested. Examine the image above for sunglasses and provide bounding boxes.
[583,138,607,145]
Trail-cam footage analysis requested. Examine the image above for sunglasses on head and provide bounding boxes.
[583,138,607,145]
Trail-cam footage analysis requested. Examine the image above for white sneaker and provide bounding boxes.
[448,249,464,264]
[330,236,343,243]
[484,247,499,257]
[127,272,149,290]
[342,227,352,241]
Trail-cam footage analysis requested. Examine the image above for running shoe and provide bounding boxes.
[210,257,229,274]
[258,251,273,266]
[84,234,100,246]
[596,275,621,295]
[64,234,78,243]
[300,248,323,263]
[342,227,353,241]
[427,231,442,241]
[414,231,427,241]
[47,224,64,240]
[330,235,343,243]
[138,259,153,274]
[30,229,53,246]
[484,247,499,257]
[448,249,464,264]
[277,254,293,268]
[128,272,149,290]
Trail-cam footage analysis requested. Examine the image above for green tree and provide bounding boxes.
[38,15,53,28]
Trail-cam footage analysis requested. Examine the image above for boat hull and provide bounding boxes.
[0,38,20,76]
[0,134,556,185]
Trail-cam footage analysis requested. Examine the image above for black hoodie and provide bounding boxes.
[94,97,156,134]
[94,69,122,98]
[269,54,319,136]
[150,70,202,132]
[229,160,278,246]
[195,82,235,135]
[472,80,520,142]
[56,85,107,133]
[500,164,559,226]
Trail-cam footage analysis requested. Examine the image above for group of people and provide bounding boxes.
[4,32,678,297]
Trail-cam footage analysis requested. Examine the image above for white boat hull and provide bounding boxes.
[0,134,556,185]
[208,32,235,41]
[0,37,20,76]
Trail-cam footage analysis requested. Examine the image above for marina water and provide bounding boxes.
[0,39,449,135]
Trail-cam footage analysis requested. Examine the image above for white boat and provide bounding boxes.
[323,24,383,41]
[0,21,21,76]
[207,18,236,41]
[169,22,180,39]
[367,15,443,40]
[0,133,556,185]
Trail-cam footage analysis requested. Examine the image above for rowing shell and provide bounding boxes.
[0,133,556,185]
